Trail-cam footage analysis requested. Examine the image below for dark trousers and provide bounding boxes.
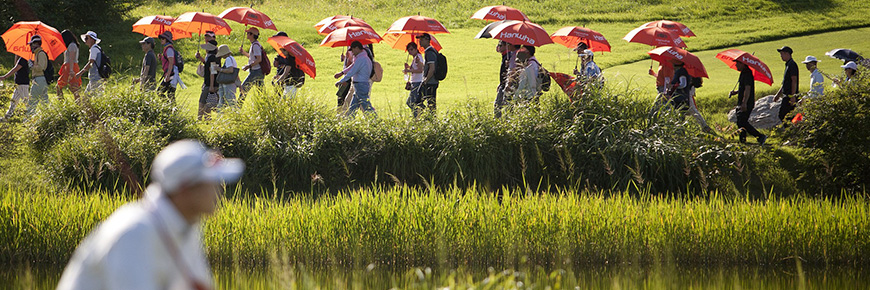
[418,83,438,116]
[778,95,798,120]
[737,108,764,140]
[158,82,176,101]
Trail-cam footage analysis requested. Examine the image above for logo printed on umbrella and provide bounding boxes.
[667,49,684,60]
[739,56,771,76]
[156,18,172,26]
[487,11,506,20]
[264,20,273,27]
[681,28,691,34]
[348,30,378,38]
[673,38,683,45]
[594,35,606,41]
[498,32,534,45]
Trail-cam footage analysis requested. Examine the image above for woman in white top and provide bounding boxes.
[403,42,425,117]
[215,45,238,107]
[57,30,81,99]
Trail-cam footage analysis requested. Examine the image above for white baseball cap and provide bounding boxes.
[80,31,101,44]
[149,140,244,195]
[842,61,858,70]
[802,56,819,63]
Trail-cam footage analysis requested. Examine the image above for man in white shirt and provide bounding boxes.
[802,56,824,98]
[57,140,244,290]
[513,47,540,102]
[75,31,103,93]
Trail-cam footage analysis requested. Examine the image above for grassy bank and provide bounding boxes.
[3,186,868,267]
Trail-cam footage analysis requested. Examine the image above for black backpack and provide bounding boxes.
[174,47,185,73]
[434,50,448,81]
[530,59,551,92]
[39,51,56,84]
[691,75,703,88]
[95,46,112,78]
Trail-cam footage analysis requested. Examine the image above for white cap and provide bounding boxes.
[581,49,594,57]
[149,140,244,195]
[28,35,42,44]
[842,61,858,70]
[802,56,819,63]
[80,31,101,44]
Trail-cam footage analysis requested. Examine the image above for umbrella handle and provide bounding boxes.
[729,81,739,98]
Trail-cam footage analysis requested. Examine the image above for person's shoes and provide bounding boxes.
[739,136,747,144]
[757,135,767,146]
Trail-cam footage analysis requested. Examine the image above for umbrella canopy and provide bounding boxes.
[474,20,508,39]
[549,72,582,100]
[471,5,530,22]
[382,32,442,52]
[267,36,316,78]
[1,21,65,60]
[648,46,708,78]
[550,26,611,52]
[132,15,192,40]
[218,7,277,31]
[320,26,382,47]
[825,48,863,62]
[623,26,686,48]
[642,20,695,37]
[488,21,553,47]
[318,18,373,36]
[716,49,774,86]
[386,15,449,34]
[315,15,363,29]
[172,12,233,35]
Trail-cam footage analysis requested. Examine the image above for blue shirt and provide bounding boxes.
[340,52,371,83]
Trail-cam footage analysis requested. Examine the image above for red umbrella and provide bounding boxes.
[642,20,696,37]
[623,26,686,48]
[550,26,610,52]
[172,12,233,36]
[488,21,553,47]
[648,46,708,78]
[314,15,363,29]
[132,15,192,40]
[550,72,582,100]
[318,18,373,36]
[218,7,277,31]
[267,36,316,78]
[1,21,65,60]
[320,26,382,47]
[716,49,774,86]
[386,15,450,34]
[471,5,530,22]
[382,32,442,52]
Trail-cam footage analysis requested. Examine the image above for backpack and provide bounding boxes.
[691,75,703,88]
[95,46,112,78]
[289,67,305,87]
[254,42,271,75]
[434,50,448,81]
[531,59,551,92]
[371,61,383,82]
[39,51,56,84]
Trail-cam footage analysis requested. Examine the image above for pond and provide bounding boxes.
[2,262,866,289]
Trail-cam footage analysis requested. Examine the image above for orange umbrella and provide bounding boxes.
[382,32,442,52]
[471,5,530,22]
[218,7,277,31]
[716,49,773,86]
[320,26,382,47]
[623,26,686,48]
[550,26,610,52]
[642,20,695,37]
[172,12,233,36]
[2,21,65,60]
[648,46,708,78]
[318,18,373,36]
[488,21,553,47]
[267,36,316,78]
[132,15,192,40]
[386,15,449,34]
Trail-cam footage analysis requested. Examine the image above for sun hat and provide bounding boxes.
[158,31,174,43]
[777,46,793,54]
[200,43,217,51]
[216,45,231,58]
[273,31,288,37]
[28,35,42,44]
[139,37,154,46]
[802,56,819,63]
[842,61,858,70]
[245,27,259,36]
[581,49,594,57]
[80,31,101,44]
[149,140,244,195]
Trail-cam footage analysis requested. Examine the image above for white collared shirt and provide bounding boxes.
[57,186,213,290]
[809,69,824,97]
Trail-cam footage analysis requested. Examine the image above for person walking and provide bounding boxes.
[574,49,601,79]
[334,41,375,117]
[76,31,103,93]
[56,29,81,99]
[802,56,824,98]
[773,46,799,123]
[403,42,424,117]
[495,41,520,118]
[157,31,181,100]
[729,59,767,145]
[0,54,30,121]
[833,61,858,87]
[239,27,264,99]
[270,32,300,98]
[133,37,158,91]
[57,139,244,290]
[214,44,238,107]
[417,33,439,117]
[194,31,218,65]
[667,59,691,110]
[198,43,219,120]
[27,35,50,113]
[513,46,541,102]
